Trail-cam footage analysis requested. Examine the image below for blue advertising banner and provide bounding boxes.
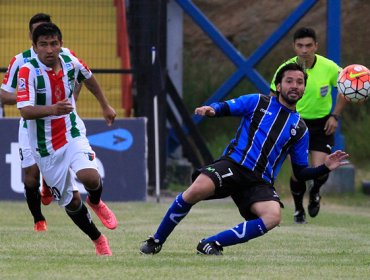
[0,118,147,201]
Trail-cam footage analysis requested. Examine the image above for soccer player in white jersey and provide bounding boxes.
[1,13,82,231]
[17,22,117,256]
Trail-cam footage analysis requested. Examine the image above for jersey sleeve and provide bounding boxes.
[289,129,309,166]
[72,56,92,83]
[330,62,342,87]
[225,94,260,117]
[16,65,36,109]
[1,55,23,93]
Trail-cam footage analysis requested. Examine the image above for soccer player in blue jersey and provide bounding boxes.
[140,63,349,255]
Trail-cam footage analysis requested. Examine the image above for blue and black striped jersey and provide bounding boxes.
[216,94,309,184]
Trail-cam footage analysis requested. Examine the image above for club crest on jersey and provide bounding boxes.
[65,62,74,70]
[290,127,297,136]
[35,68,42,76]
[320,85,329,97]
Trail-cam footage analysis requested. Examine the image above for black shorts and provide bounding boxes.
[303,115,334,154]
[192,158,284,220]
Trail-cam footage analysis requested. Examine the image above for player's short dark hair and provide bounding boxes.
[32,22,62,44]
[293,27,317,42]
[274,63,308,88]
[29,13,52,33]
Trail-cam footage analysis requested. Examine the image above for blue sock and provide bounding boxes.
[203,218,267,247]
[154,193,192,243]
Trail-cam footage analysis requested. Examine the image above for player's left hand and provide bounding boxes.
[324,150,349,170]
[102,105,116,126]
[324,116,338,135]
[194,106,216,117]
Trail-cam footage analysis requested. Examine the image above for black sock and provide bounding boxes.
[290,178,306,211]
[310,174,329,194]
[86,181,103,205]
[65,202,101,241]
[24,185,45,223]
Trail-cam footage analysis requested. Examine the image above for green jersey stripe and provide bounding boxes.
[10,67,19,88]
[36,119,50,157]
[70,112,81,138]
[22,49,31,58]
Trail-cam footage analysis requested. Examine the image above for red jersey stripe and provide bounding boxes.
[46,69,66,104]
[2,56,16,85]
[51,118,67,150]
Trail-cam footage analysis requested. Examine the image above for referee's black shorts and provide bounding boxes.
[304,115,334,154]
[192,158,284,220]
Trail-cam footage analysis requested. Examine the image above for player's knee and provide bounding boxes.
[183,179,215,204]
[76,169,100,189]
[23,165,40,188]
[65,192,82,211]
[24,176,40,189]
[260,209,281,230]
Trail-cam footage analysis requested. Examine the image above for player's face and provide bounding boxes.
[277,70,305,107]
[33,35,62,68]
[293,37,318,63]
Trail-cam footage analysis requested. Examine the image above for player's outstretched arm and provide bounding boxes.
[83,75,116,126]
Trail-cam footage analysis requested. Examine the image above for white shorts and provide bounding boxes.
[18,119,36,168]
[34,137,98,207]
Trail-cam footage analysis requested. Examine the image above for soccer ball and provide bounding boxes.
[337,64,370,103]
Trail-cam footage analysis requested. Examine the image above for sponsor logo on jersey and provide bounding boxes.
[23,58,31,63]
[260,108,272,115]
[18,78,26,90]
[36,88,47,94]
[17,92,29,102]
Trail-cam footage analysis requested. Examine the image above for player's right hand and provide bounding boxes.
[52,99,74,116]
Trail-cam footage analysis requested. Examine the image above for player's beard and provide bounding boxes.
[280,90,301,105]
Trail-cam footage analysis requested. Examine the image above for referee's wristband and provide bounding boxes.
[330,113,340,121]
